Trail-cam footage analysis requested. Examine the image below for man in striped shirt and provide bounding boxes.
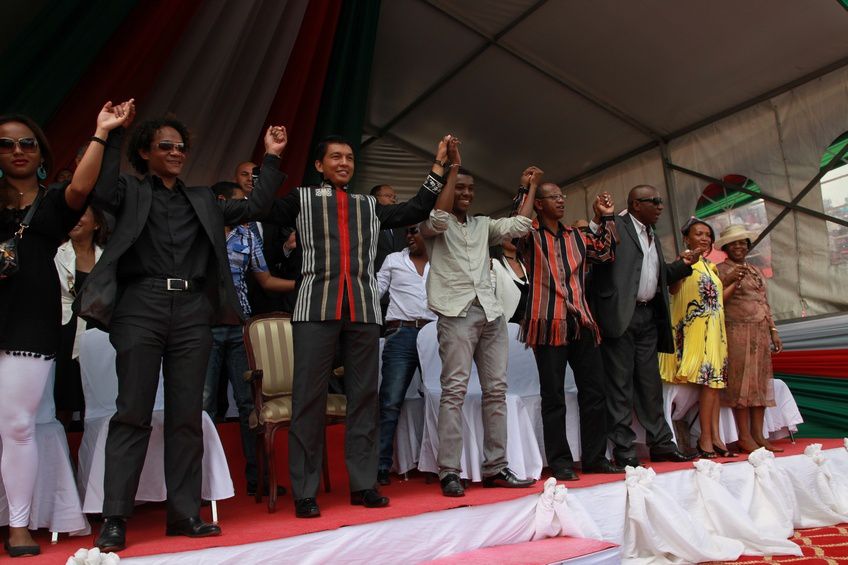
[518,182,623,481]
[269,135,450,518]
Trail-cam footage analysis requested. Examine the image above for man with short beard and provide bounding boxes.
[589,184,700,468]
[420,144,538,497]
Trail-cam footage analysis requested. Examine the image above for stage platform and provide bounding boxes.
[19,425,848,564]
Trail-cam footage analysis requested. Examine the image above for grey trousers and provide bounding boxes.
[288,319,380,499]
[436,304,508,479]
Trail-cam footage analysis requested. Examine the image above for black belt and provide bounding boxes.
[385,319,432,329]
[133,277,202,292]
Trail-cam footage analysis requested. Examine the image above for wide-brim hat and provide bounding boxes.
[715,224,758,249]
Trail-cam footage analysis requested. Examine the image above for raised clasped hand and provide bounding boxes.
[446,136,461,165]
[521,165,544,188]
[264,125,288,156]
[97,98,136,133]
[593,191,614,216]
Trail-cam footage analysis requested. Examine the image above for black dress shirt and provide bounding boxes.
[118,176,211,281]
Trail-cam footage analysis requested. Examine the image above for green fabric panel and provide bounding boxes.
[776,373,848,438]
[0,0,137,124]
[302,0,382,187]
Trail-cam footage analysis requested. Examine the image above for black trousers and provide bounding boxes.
[600,302,676,461]
[534,327,608,472]
[103,283,213,522]
[288,318,380,499]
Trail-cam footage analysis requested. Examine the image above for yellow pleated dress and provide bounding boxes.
[660,257,728,389]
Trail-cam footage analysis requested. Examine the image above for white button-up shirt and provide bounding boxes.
[376,248,437,322]
[629,213,660,302]
[420,209,533,321]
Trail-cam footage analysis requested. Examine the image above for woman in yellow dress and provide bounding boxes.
[660,217,732,459]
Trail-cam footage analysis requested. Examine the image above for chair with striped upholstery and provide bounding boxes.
[243,313,347,512]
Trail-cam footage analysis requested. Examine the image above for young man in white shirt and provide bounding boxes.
[374,227,436,485]
[419,139,539,497]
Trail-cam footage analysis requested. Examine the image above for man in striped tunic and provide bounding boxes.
[269,135,450,518]
[518,182,623,481]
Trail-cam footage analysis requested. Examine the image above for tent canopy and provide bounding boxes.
[357,0,848,214]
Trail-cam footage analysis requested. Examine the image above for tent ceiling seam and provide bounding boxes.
[421,1,662,141]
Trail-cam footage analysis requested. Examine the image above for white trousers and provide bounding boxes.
[0,352,52,527]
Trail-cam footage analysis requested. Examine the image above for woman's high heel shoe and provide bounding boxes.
[713,444,738,457]
[697,443,718,459]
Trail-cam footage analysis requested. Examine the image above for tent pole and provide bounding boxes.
[659,142,683,253]
[664,162,848,234]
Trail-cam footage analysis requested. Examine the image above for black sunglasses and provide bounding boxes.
[156,141,187,153]
[635,197,663,206]
[0,137,39,154]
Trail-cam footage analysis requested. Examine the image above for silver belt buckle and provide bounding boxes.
[166,278,188,291]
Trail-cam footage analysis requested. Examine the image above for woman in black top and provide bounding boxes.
[0,100,133,557]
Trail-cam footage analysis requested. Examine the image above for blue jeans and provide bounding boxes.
[378,326,421,471]
[203,325,258,488]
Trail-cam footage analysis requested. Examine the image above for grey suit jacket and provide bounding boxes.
[589,213,691,353]
[73,129,284,330]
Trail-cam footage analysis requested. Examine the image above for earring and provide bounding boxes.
[37,163,47,180]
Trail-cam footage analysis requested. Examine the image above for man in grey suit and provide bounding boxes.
[589,184,700,467]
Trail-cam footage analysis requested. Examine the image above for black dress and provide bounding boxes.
[0,186,85,357]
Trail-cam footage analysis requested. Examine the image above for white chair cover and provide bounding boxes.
[621,466,744,564]
[417,322,545,481]
[782,444,848,527]
[746,448,797,538]
[764,379,803,439]
[76,328,234,513]
[690,459,801,556]
[0,365,90,534]
[804,444,848,515]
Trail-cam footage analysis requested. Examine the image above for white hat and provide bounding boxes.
[715,224,758,249]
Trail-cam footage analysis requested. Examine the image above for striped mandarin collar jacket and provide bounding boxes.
[269,174,444,324]
[518,216,617,346]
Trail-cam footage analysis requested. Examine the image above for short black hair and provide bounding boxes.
[211,181,240,200]
[457,166,473,178]
[369,184,390,196]
[314,134,352,161]
[127,117,191,175]
[90,204,111,247]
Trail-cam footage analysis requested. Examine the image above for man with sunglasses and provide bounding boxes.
[75,117,287,552]
[516,182,624,481]
[374,225,435,485]
[588,184,700,468]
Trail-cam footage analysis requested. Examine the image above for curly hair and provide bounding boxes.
[126,117,191,175]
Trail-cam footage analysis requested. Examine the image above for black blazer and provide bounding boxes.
[73,129,284,330]
[589,213,691,353]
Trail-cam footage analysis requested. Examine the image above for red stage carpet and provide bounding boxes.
[14,426,844,564]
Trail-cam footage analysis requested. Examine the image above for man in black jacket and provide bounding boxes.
[589,185,700,467]
[75,117,287,552]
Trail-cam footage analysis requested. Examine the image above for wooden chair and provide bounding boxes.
[243,313,347,512]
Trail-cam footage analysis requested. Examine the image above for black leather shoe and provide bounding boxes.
[650,449,697,463]
[482,468,535,488]
[246,482,287,497]
[582,460,626,474]
[614,456,642,468]
[440,473,465,497]
[350,488,390,508]
[165,516,222,538]
[551,467,579,481]
[95,517,127,553]
[4,539,41,557]
[377,469,391,486]
[294,497,321,518]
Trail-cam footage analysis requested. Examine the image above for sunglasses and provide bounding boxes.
[635,197,663,206]
[0,137,39,154]
[156,141,187,153]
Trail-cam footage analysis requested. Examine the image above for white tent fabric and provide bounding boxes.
[360,2,848,320]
